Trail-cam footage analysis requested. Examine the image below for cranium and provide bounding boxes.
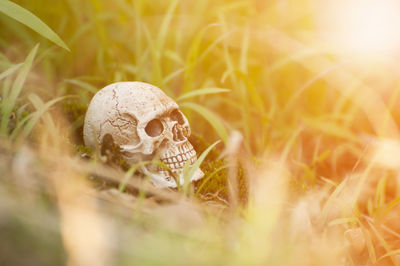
[83,82,204,188]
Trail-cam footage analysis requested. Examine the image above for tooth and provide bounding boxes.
[175,163,179,168]
[182,154,187,160]
[180,162,184,167]
[167,158,172,163]
[177,155,182,161]
[172,157,177,163]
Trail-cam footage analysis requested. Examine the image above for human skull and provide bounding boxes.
[83,82,204,188]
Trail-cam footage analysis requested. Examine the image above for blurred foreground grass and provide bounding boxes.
[2,0,400,265]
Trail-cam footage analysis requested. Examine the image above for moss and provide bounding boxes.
[62,100,87,145]
[75,144,93,156]
[100,134,131,170]
[190,134,248,205]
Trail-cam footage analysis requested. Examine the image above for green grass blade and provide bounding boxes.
[180,102,228,143]
[0,63,23,81]
[163,67,186,86]
[9,112,34,139]
[8,44,38,103]
[1,44,38,135]
[0,0,70,51]
[239,26,249,74]
[157,0,179,51]
[63,79,98,94]
[21,94,71,138]
[119,161,151,192]
[183,140,221,194]
[177,87,230,102]
[164,50,184,65]
[195,165,227,196]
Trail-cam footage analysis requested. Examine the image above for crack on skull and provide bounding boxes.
[96,87,139,145]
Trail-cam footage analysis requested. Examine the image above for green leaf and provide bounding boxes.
[1,44,38,135]
[180,102,229,143]
[0,0,70,51]
[0,63,23,81]
[176,87,230,102]
[156,0,179,51]
[64,79,98,94]
[182,140,221,193]
[119,161,151,192]
[21,94,71,137]
[195,165,227,196]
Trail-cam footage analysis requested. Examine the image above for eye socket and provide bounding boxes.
[170,109,185,125]
[145,119,164,137]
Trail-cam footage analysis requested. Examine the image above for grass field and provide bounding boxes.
[2,0,400,265]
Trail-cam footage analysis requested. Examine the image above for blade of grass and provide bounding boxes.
[162,67,186,86]
[367,220,397,265]
[239,25,249,74]
[183,23,225,92]
[0,0,69,51]
[363,225,377,264]
[63,79,98,94]
[182,140,221,195]
[21,94,72,138]
[119,161,151,192]
[177,87,230,102]
[378,250,400,263]
[0,63,23,81]
[180,102,228,143]
[195,165,227,196]
[156,0,179,52]
[328,217,358,226]
[1,44,38,136]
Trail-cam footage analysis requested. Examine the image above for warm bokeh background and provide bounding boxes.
[2,0,400,265]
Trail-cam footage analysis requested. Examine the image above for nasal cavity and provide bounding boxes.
[172,124,185,141]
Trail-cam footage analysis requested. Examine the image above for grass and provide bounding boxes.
[1,0,400,265]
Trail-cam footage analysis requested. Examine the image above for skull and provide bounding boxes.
[83,82,204,188]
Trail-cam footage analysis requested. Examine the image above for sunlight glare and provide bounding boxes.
[317,0,400,57]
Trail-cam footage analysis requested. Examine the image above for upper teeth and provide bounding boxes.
[160,142,197,171]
